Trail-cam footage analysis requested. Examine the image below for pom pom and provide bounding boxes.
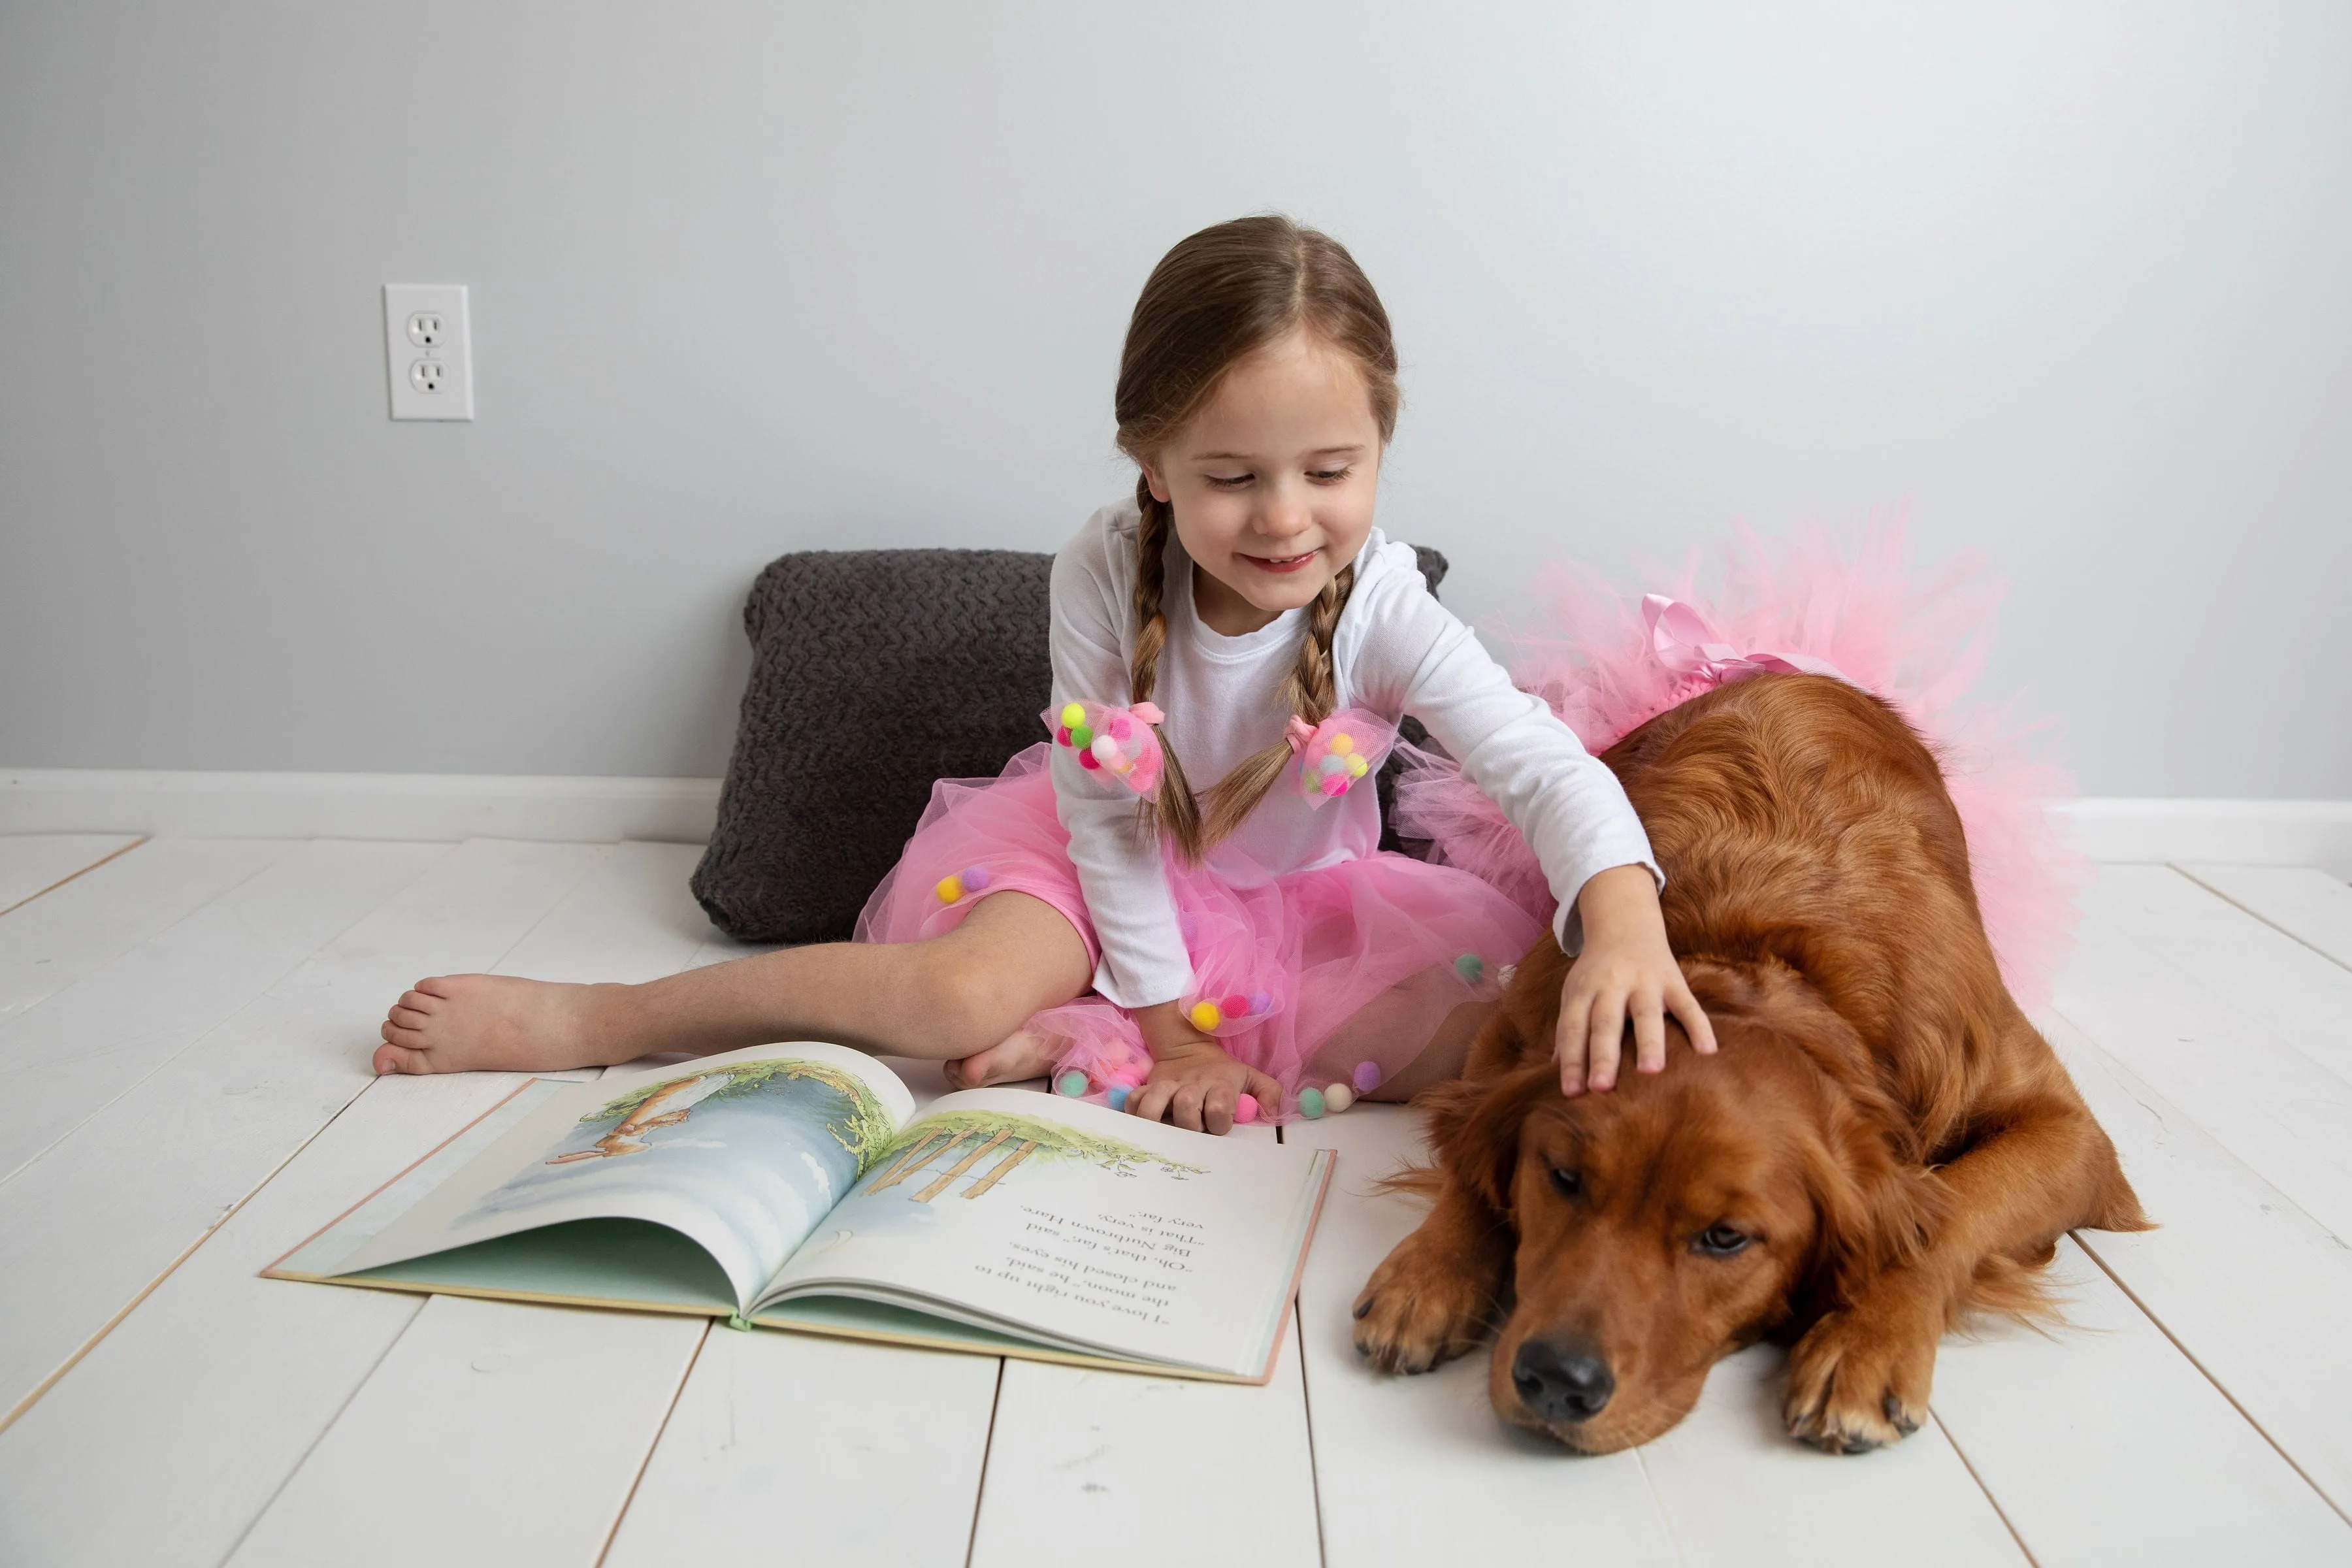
[1107,1083,1131,1112]
[1219,993,1249,1018]
[1292,710,1399,808]
[1056,1070,1089,1098]
[1248,991,1271,1015]
[962,866,993,892]
[1234,1093,1258,1124]
[1188,1000,1222,1032]
[1352,1060,1382,1094]
[1454,953,1485,985]
[1324,1082,1355,1113]
[1041,697,1168,800]
[934,875,964,904]
[1298,1086,1326,1119]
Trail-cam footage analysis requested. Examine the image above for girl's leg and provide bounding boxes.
[375,890,1094,1079]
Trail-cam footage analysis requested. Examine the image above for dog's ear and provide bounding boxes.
[1424,1063,1554,1218]
[1796,1088,1950,1317]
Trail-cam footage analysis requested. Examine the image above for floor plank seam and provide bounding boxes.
[0,1070,392,1435]
[2167,864,2352,977]
[212,1291,433,1567]
[0,835,148,920]
[2050,959,2352,1230]
[0,834,465,1194]
[593,1320,715,1568]
[1280,1124,1334,1568]
[0,1215,221,1437]
[963,1358,1007,1568]
[1295,1323,1330,1568]
[0,930,378,1193]
[1627,1439,1693,1568]
[2070,1229,2352,1531]
[1925,1411,2041,1568]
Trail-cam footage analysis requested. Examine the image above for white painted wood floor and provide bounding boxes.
[1,833,2349,1567]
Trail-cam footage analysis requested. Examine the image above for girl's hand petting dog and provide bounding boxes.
[1558,863,1717,1095]
[1129,1002,1286,1134]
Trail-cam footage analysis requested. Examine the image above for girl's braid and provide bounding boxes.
[1128,478,1205,855]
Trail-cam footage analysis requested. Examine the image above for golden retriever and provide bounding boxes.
[1352,673,2147,1453]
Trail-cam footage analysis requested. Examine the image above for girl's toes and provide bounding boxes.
[947,1049,1003,1088]
[399,988,442,1015]
[389,1005,433,1032]
[374,1041,429,1075]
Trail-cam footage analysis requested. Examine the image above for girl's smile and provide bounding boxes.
[1141,328,1384,638]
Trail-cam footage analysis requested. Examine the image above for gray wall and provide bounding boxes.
[3,2,2346,796]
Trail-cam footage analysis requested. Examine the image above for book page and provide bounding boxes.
[757,1088,1328,1377]
[332,1042,913,1312]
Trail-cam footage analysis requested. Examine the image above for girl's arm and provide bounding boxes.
[1049,516,1279,1132]
[1349,549,1716,1094]
[1046,515,1194,1010]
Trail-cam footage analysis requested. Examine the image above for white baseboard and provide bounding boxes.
[0,770,721,845]
[2,770,2346,875]
[2056,797,2352,879]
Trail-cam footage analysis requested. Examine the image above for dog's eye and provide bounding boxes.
[1548,1168,1582,1199]
[1694,1224,1750,1256]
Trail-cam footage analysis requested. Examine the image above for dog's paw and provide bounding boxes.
[1351,1226,1499,1375]
[1784,1301,1936,1454]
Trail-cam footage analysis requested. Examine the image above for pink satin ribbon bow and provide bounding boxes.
[1642,595,1849,687]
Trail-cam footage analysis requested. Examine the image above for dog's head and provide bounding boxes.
[1427,975,1942,1452]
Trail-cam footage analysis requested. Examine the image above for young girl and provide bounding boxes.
[376,215,1714,1134]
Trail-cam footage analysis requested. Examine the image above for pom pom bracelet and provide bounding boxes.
[1285,708,1398,808]
[1043,697,1166,796]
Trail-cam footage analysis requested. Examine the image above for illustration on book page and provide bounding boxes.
[463,1058,896,1231]
[861,1109,1207,1204]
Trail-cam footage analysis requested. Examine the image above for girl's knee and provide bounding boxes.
[909,942,1051,1052]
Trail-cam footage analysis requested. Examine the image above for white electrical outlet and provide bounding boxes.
[384,284,474,420]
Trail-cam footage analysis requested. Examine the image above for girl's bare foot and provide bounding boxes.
[943,1024,1062,1090]
[375,974,638,1076]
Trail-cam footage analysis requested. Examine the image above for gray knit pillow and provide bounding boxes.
[690,544,1450,944]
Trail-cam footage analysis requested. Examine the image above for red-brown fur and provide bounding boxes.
[1352,674,2148,1454]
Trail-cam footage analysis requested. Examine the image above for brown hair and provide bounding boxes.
[1115,214,1401,862]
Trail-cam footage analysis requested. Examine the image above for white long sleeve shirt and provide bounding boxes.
[1049,500,1659,1008]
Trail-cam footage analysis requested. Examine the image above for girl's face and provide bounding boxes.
[1141,329,1383,638]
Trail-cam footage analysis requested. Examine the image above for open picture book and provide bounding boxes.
[267,1042,1334,1384]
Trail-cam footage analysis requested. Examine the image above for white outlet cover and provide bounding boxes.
[383,284,474,420]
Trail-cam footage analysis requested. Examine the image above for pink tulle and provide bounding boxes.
[1390,523,2082,1013]
[856,745,1541,1118]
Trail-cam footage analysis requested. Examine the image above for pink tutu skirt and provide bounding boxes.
[854,743,1543,1120]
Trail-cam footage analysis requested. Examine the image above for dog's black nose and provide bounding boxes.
[1512,1337,1615,1423]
